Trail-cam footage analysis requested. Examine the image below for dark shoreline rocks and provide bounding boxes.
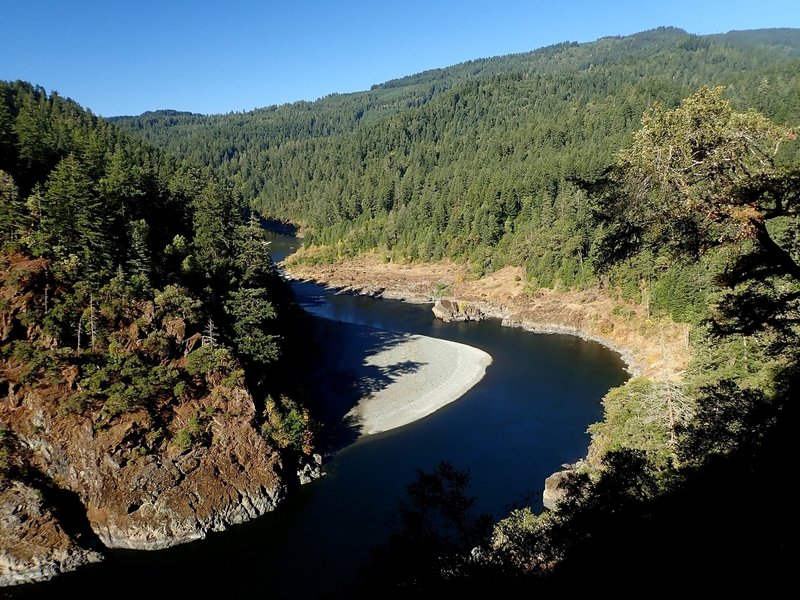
[0,481,103,586]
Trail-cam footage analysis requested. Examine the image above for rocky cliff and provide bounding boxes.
[0,370,289,585]
[0,252,309,587]
[0,480,103,585]
[431,299,485,323]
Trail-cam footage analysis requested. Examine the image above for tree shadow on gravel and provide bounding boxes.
[306,317,426,453]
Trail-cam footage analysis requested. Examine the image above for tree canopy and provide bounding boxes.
[0,80,311,459]
[592,85,798,270]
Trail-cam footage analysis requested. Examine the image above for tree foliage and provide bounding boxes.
[0,80,311,458]
[359,461,493,595]
[591,85,798,269]
[114,28,800,290]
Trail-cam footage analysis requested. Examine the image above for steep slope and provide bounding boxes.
[113,28,800,297]
[0,82,314,586]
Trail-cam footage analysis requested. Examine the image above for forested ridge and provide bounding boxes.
[113,27,800,593]
[0,81,315,578]
[0,79,311,440]
[113,27,800,301]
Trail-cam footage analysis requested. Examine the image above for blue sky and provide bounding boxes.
[2,0,799,116]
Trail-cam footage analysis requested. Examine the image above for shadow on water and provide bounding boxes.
[306,317,426,453]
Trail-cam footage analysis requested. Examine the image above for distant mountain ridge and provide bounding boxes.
[111,26,800,287]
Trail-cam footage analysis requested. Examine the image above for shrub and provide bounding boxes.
[261,395,312,454]
[185,345,235,377]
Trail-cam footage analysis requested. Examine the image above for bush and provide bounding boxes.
[185,345,235,377]
[172,412,205,451]
[261,395,312,454]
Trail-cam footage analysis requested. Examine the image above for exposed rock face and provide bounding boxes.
[2,386,286,553]
[0,378,291,586]
[297,453,323,485]
[543,469,572,511]
[0,481,103,587]
[431,299,485,323]
[0,251,302,586]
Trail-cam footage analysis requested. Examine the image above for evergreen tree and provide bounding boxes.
[41,153,111,280]
[0,170,26,244]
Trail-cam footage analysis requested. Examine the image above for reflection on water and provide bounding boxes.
[8,232,628,600]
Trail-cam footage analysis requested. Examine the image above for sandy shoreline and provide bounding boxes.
[353,333,492,435]
[310,318,492,440]
[287,254,690,382]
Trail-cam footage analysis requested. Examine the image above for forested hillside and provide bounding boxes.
[113,28,800,305]
[112,27,800,592]
[0,81,313,583]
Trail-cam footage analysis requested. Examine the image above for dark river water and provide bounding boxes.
[7,233,628,599]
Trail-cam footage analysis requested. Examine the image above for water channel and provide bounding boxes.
[8,232,628,599]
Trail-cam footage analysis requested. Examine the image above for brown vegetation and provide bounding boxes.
[286,251,690,381]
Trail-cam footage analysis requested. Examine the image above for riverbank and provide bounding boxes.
[285,252,690,382]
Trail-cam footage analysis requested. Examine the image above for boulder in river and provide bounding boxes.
[432,299,484,323]
[543,469,572,511]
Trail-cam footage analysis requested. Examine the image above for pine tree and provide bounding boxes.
[0,170,27,244]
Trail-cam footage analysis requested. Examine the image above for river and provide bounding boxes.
[6,232,628,599]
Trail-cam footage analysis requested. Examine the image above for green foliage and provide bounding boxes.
[192,180,236,279]
[185,345,236,378]
[361,461,493,593]
[153,284,201,324]
[589,378,695,468]
[114,30,800,290]
[0,169,27,245]
[584,85,799,477]
[261,395,311,454]
[173,380,187,398]
[234,214,278,285]
[6,340,68,385]
[77,351,179,419]
[173,412,206,451]
[649,261,710,323]
[225,287,280,365]
[173,427,193,451]
[679,379,776,462]
[589,86,797,273]
[491,506,558,576]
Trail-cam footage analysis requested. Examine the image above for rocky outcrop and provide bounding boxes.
[543,461,589,511]
[0,376,295,586]
[2,385,287,553]
[542,469,573,511]
[431,299,485,323]
[0,250,312,586]
[297,453,323,485]
[0,481,102,587]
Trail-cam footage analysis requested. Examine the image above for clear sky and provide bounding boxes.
[2,0,799,117]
